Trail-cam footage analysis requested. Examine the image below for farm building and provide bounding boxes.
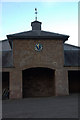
[1,19,80,99]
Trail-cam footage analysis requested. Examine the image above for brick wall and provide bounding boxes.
[13,39,64,69]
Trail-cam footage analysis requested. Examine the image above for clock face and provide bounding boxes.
[35,43,43,52]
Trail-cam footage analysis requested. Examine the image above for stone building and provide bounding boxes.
[1,20,80,99]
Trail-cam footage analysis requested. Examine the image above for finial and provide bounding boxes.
[35,8,37,21]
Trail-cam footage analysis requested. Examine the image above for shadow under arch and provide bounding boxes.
[22,67,55,98]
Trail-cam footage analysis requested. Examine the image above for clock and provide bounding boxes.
[35,43,43,52]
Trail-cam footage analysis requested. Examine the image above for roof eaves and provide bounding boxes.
[7,35,69,41]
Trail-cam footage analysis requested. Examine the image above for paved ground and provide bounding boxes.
[2,94,79,118]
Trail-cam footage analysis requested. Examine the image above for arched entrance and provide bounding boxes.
[22,67,55,98]
[2,72,9,99]
[68,70,80,93]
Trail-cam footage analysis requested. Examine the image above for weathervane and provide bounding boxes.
[35,8,37,21]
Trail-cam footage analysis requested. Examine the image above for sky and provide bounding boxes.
[0,1,79,46]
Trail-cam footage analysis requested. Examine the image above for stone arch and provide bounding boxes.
[22,67,55,98]
[21,64,55,71]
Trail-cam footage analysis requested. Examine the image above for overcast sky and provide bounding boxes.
[0,1,79,46]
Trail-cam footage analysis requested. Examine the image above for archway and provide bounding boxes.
[2,72,9,99]
[68,70,80,93]
[22,67,55,98]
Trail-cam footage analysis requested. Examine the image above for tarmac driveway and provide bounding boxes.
[2,94,79,118]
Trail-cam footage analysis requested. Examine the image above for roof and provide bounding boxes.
[64,43,80,50]
[2,51,13,68]
[2,40,12,51]
[0,39,12,51]
[64,50,80,67]
[0,40,13,68]
[7,20,69,42]
[7,30,69,42]
[64,43,80,67]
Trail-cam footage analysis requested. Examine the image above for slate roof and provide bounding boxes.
[1,40,12,51]
[2,51,13,68]
[7,20,69,42]
[0,40,13,68]
[64,43,80,67]
[64,43,80,50]
[64,50,80,67]
[7,30,69,42]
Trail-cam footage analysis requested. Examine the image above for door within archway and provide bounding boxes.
[22,67,55,98]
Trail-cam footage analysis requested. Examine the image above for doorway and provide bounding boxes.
[2,72,9,99]
[68,70,80,93]
[22,67,55,98]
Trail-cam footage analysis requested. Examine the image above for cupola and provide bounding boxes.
[31,21,42,30]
